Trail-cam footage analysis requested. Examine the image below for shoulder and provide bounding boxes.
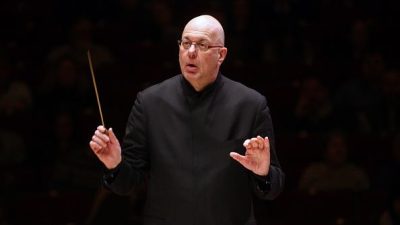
[137,75,181,99]
[220,75,266,103]
[143,75,180,94]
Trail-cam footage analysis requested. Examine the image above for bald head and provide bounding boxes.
[182,15,225,46]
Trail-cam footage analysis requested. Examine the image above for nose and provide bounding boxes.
[188,44,197,58]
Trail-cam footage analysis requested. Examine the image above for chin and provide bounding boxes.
[183,71,201,80]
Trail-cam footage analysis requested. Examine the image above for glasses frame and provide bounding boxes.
[177,39,224,52]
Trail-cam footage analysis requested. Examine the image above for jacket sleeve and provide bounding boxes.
[103,92,150,195]
[250,97,285,200]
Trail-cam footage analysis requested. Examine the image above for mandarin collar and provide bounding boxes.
[180,73,222,98]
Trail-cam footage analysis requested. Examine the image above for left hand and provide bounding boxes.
[230,136,270,176]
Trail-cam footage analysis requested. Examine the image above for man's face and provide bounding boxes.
[178,22,226,90]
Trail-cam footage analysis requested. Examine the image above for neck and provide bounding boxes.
[187,74,219,92]
[190,80,209,92]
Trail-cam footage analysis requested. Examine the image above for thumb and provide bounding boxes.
[229,152,249,167]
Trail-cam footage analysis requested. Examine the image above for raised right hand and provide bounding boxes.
[89,125,122,169]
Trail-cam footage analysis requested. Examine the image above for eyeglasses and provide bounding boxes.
[178,39,223,52]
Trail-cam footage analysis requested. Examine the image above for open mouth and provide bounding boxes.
[186,63,197,68]
[185,63,198,73]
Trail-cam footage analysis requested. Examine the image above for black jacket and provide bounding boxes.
[104,74,285,225]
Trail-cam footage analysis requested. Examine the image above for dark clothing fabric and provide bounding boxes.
[104,74,284,225]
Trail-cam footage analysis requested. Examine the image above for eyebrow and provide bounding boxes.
[182,37,209,43]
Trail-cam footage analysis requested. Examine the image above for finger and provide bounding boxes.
[89,141,103,154]
[108,128,119,145]
[97,125,107,133]
[264,136,270,152]
[95,130,110,143]
[89,141,97,151]
[256,136,264,149]
[92,135,107,148]
[243,139,251,148]
[229,152,250,168]
[250,138,259,148]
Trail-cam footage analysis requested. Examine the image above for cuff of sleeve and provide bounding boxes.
[103,161,123,185]
[253,172,272,192]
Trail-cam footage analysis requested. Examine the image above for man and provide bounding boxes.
[89,15,284,225]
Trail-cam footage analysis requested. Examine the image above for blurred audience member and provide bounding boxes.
[0,56,30,193]
[147,0,178,44]
[38,56,92,116]
[333,52,385,134]
[0,55,33,132]
[46,111,101,191]
[0,129,26,167]
[227,0,259,65]
[103,0,155,46]
[0,71,32,118]
[47,17,114,69]
[380,193,400,225]
[299,132,370,194]
[291,76,333,135]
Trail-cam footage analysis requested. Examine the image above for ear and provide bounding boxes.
[217,47,228,65]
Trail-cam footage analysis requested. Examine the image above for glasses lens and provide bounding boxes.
[182,40,191,49]
[198,43,208,51]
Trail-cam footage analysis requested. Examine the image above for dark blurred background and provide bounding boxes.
[0,0,399,224]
